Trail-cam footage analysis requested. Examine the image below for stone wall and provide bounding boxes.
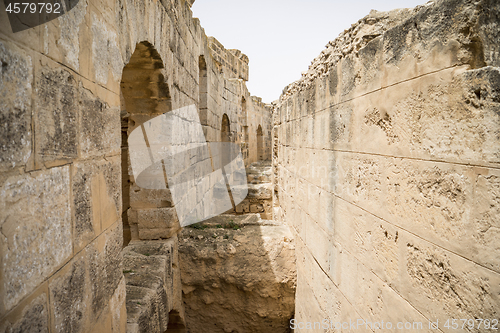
[0,0,272,331]
[274,0,500,330]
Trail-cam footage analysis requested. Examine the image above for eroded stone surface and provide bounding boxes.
[0,167,71,311]
[49,257,87,333]
[133,207,180,240]
[87,223,123,319]
[122,239,183,333]
[72,157,121,252]
[275,0,500,329]
[0,41,32,171]
[179,214,296,333]
[35,67,78,166]
[79,87,121,158]
[0,294,48,333]
[405,240,500,320]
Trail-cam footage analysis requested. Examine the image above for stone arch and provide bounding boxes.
[221,113,232,172]
[199,55,208,126]
[120,41,172,245]
[257,124,264,161]
[221,113,231,143]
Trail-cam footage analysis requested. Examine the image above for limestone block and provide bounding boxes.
[335,152,382,206]
[327,105,352,149]
[123,240,177,333]
[40,0,88,72]
[355,37,383,92]
[129,183,173,209]
[0,4,42,54]
[235,200,249,213]
[90,305,113,333]
[249,203,263,213]
[382,158,482,266]
[136,207,180,240]
[247,183,272,200]
[334,198,400,284]
[0,41,32,172]
[473,169,500,272]
[400,232,500,323]
[125,285,168,333]
[122,240,174,287]
[292,264,330,332]
[90,12,123,87]
[79,86,121,159]
[382,0,499,72]
[34,66,78,167]
[87,222,123,320]
[109,278,127,333]
[0,166,71,312]
[337,247,432,329]
[123,255,168,291]
[49,256,88,333]
[72,158,121,252]
[0,294,48,333]
[346,67,500,166]
[304,218,330,272]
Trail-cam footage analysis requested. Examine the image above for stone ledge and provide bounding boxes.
[122,240,178,333]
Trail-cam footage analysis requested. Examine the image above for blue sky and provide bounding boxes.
[192,0,428,103]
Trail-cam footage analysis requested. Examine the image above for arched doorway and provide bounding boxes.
[120,41,172,245]
[199,55,208,126]
[257,125,264,161]
[221,114,231,143]
[220,114,236,210]
[120,41,187,333]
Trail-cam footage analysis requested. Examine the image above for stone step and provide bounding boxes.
[122,239,184,333]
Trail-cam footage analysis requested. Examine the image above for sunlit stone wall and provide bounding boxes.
[274,0,500,329]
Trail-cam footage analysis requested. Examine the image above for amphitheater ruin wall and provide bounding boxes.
[0,0,499,332]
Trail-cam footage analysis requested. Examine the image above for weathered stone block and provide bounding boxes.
[334,198,400,284]
[136,208,180,240]
[249,203,263,213]
[123,240,176,333]
[235,200,249,213]
[247,183,272,200]
[87,222,123,321]
[129,183,172,209]
[401,233,500,323]
[0,167,71,312]
[110,278,127,333]
[90,12,123,87]
[72,158,121,252]
[79,86,121,158]
[472,169,500,272]
[41,0,88,72]
[0,4,42,53]
[49,256,87,333]
[346,66,500,165]
[0,294,49,333]
[125,285,168,333]
[0,41,32,172]
[383,158,476,256]
[35,65,78,167]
